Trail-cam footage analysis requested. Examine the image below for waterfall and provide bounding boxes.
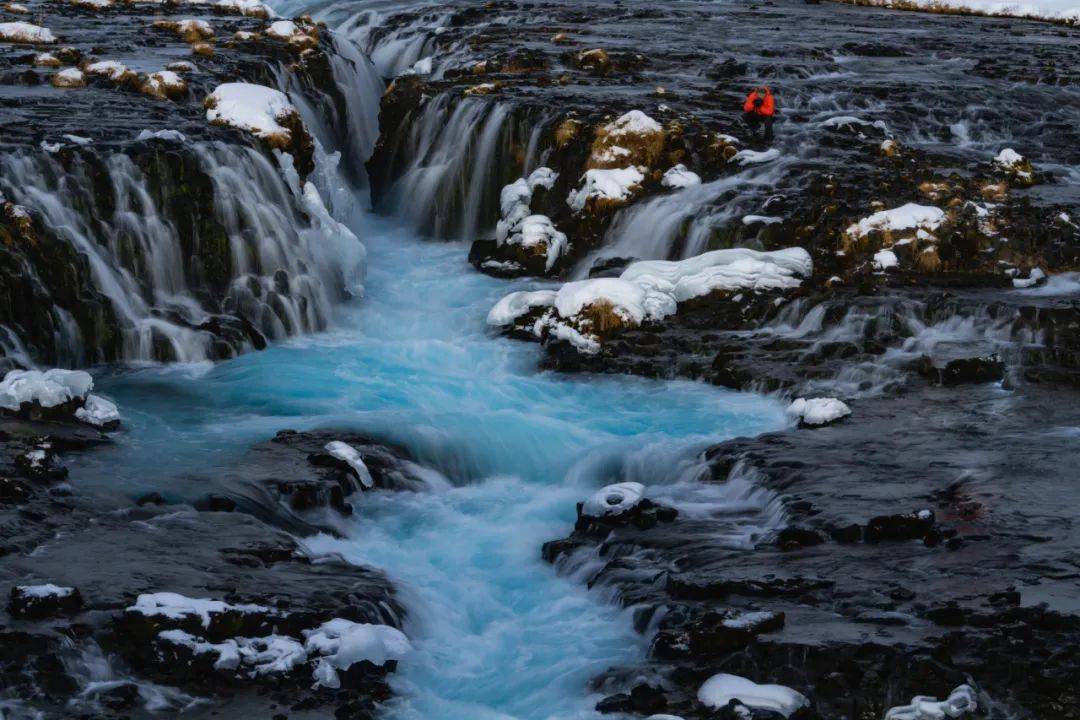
[372,96,543,241]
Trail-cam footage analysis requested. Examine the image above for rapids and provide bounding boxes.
[74,210,789,719]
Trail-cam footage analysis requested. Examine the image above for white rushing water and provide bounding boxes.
[78,206,789,719]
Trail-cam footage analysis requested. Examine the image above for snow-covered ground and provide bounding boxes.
[854,0,1080,23]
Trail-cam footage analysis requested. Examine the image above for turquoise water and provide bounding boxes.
[79,211,789,719]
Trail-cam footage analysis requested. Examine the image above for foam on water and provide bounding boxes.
[73,210,788,718]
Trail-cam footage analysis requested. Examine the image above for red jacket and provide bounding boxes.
[743,88,775,117]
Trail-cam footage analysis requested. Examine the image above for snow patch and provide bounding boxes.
[661,164,702,189]
[0,21,57,43]
[786,397,852,426]
[884,684,978,720]
[324,440,374,489]
[16,584,76,598]
[698,674,808,717]
[582,482,644,518]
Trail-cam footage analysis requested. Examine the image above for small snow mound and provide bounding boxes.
[17,583,76,598]
[873,248,899,271]
[787,397,851,426]
[848,203,945,238]
[304,619,411,689]
[884,684,978,720]
[994,148,1024,168]
[582,482,645,518]
[205,82,298,144]
[662,164,702,189]
[1012,267,1046,289]
[215,0,273,18]
[698,673,808,717]
[324,440,374,488]
[0,369,92,411]
[0,21,57,44]
[604,109,662,136]
[74,393,120,428]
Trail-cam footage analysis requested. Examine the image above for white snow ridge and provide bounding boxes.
[698,673,809,717]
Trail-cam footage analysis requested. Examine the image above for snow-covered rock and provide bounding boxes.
[204,82,300,146]
[590,110,665,169]
[567,167,645,213]
[84,60,133,82]
[324,440,375,489]
[264,19,318,49]
[847,203,945,238]
[698,673,809,717]
[304,619,411,689]
[0,21,57,44]
[582,482,645,518]
[140,70,187,99]
[786,397,852,427]
[884,684,978,720]
[661,164,702,189]
[51,67,85,88]
[152,18,213,42]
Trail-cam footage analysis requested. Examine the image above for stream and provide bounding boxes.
[74,209,789,719]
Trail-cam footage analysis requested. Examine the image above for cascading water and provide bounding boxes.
[0,141,365,365]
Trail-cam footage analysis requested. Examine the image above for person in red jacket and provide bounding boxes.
[742,86,776,142]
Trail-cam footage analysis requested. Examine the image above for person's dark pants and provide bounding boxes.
[743,112,774,142]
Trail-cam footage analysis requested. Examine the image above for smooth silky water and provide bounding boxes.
[68,205,790,719]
